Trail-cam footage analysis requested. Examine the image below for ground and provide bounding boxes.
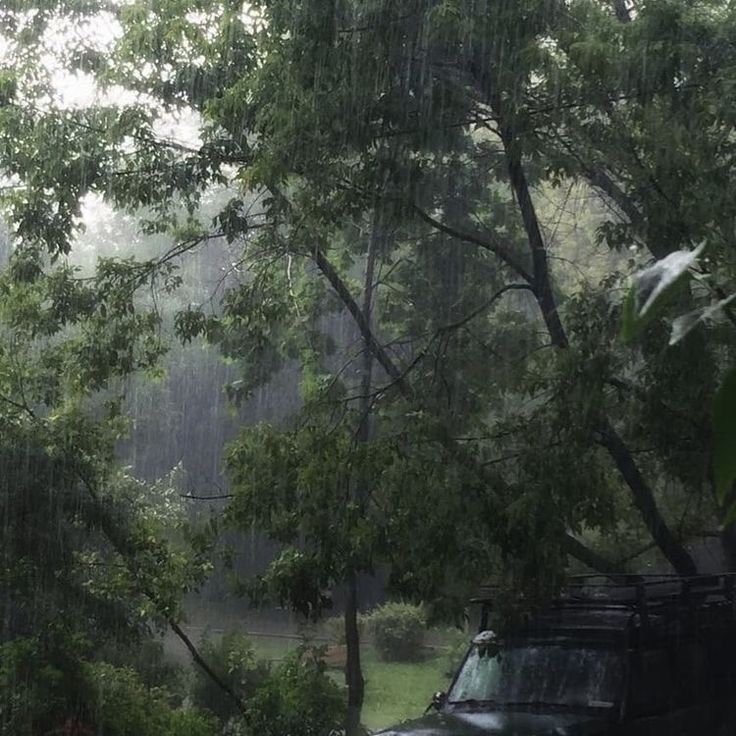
[249,638,455,732]
[360,648,451,731]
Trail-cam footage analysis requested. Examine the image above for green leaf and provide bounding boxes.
[669,292,736,345]
[714,367,736,504]
[621,243,705,342]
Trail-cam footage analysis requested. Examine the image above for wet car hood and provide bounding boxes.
[375,709,608,736]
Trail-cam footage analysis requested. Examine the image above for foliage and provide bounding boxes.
[622,245,736,520]
[238,646,344,736]
[0,633,86,736]
[86,662,217,736]
[191,632,270,723]
[5,0,736,729]
[366,603,428,663]
[0,636,215,736]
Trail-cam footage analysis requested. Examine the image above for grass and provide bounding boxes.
[360,648,452,732]
[251,636,456,733]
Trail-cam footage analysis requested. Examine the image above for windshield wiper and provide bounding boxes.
[496,700,578,712]
[448,698,499,708]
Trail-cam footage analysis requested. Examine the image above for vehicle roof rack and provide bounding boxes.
[472,574,736,633]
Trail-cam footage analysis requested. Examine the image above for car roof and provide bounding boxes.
[472,573,736,644]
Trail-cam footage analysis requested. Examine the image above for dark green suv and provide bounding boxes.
[378,575,736,736]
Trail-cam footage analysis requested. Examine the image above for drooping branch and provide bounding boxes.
[77,471,247,714]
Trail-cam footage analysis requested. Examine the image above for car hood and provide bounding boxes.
[375,709,608,736]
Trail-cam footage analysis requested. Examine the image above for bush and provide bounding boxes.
[366,602,427,662]
[190,631,270,723]
[0,636,214,736]
[95,637,184,697]
[240,646,344,736]
[0,633,92,735]
[86,662,217,736]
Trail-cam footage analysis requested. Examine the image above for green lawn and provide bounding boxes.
[251,637,454,733]
[360,649,452,733]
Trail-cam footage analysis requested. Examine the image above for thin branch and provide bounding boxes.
[312,248,411,398]
[181,493,233,501]
[0,392,36,419]
[439,284,535,332]
[412,205,534,283]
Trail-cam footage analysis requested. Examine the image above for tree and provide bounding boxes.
[4,0,736,730]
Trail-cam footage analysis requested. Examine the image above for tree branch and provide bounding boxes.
[489,90,697,575]
[499,126,569,348]
[562,534,623,575]
[596,419,697,575]
[439,284,535,332]
[0,392,36,419]
[312,247,412,398]
[412,205,534,284]
[181,493,233,501]
[77,472,246,714]
[587,166,647,235]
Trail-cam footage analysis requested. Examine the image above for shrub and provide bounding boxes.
[366,602,427,662]
[190,631,270,722]
[0,633,90,735]
[86,662,217,736]
[0,636,215,736]
[165,708,220,736]
[240,646,344,736]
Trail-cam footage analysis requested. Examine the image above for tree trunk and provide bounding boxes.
[344,571,365,736]
[344,214,380,736]
[497,117,697,576]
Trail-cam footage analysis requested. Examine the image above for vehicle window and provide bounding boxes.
[448,644,623,709]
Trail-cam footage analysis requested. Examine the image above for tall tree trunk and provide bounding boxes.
[344,214,380,736]
[344,571,365,736]
[497,118,697,576]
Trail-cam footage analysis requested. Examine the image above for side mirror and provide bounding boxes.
[430,691,447,710]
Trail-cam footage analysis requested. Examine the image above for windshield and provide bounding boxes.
[448,643,623,709]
